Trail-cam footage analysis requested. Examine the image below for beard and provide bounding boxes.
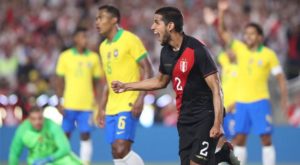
[161,30,171,46]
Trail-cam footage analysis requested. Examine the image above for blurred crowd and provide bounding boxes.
[0,0,300,126]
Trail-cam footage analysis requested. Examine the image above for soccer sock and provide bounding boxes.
[113,150,144,165]
[80,140,92,164]
[263,145,275,165]
[234,146,247,165]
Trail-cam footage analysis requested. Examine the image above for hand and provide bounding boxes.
[131,98,144,118]
[203,7,217,25]
[97,109,106,128]
[111,81,126,93]
[218,0,229,12]
[210,124,222,138]
[57,104,64,115]
[32,156,53,165]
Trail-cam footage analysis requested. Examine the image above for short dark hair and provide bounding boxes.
[74,27,87,36]
[155,7,183,32]
[98,5,121,24]
[29,106,43,114]
[246,22,264,37]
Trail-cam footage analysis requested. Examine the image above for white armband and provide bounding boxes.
[271,65,283,76]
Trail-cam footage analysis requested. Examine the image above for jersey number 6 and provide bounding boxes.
[118,116,126,130]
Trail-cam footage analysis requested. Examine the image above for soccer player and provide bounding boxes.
[9,106,82,165]
[95,5,153,165]
[56,28,102,164]
[217,0,288,165]
[111,7,238,165]
[217,49,238,142]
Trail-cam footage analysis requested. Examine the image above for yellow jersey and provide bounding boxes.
[218,52,238,109]
[99,29,148,115]
[56,48,102,111]
[230,40,280,102]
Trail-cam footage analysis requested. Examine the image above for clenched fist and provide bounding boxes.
[111,81,126,93]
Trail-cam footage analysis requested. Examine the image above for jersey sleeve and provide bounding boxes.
[196,46,218,78]
[129,35,148,62]
[159,49,169,75]
[56,53,66,76]
[217,51,229,68]
[269,50,280,69]
[268,49,281,75]
[49,121,71,160]
[9,126,25,165]
[92,53,104,79]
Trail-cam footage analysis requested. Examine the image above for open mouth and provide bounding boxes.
[154,31,160,40]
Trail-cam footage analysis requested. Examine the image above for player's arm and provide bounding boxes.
[111,72,170,93]
[217,0,233,46]
[55,53,65,113]
[131,56,154,117]
[275,73,288,112]
[205,73,224,138]
[49,122,71,160]
[9,127,24,165]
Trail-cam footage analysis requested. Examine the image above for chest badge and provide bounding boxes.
[180,58,188,73]
[114,49,119,58]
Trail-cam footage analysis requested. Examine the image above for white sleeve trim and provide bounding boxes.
[271,65,283,76]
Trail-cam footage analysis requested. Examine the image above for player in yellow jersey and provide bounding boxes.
[95,5,153,165]
[217,49,238,142]
[217,1,288,165]
[55,28,102,165]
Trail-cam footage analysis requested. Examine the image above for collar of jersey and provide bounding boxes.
[71,47,90,56]
[257,44,264,52]
[106,28,124,44]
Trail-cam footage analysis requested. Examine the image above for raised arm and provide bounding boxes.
[205,73,224,138]
[217,0,233,46]
[111,72,170,93]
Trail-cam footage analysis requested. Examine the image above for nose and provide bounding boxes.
[151,23,155,31]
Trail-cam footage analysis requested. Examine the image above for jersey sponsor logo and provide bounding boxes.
[180,58,188,73]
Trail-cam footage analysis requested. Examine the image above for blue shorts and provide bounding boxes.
[62,110,93,133]
[235,99,273,135]
[223,112,235,141]
[105,111,138,144]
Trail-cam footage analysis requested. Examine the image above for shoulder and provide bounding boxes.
[100,39,107,49]
[60,48,72,56]
[123,30,139,39]
[45,119,60,130]
[262,46,276,56]
[16,120,30,133]
[88,50,99,58]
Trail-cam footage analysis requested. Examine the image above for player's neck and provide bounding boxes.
[107,26,119,42]
[76,46,85,54]
[248,43,260,51]
[169,32,184,52]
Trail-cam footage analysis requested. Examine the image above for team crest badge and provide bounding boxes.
[180,58,188,73]
[114,49,119,57]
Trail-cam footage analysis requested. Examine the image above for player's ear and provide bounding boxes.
[167,22,175,32]
[112,17,118,24]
